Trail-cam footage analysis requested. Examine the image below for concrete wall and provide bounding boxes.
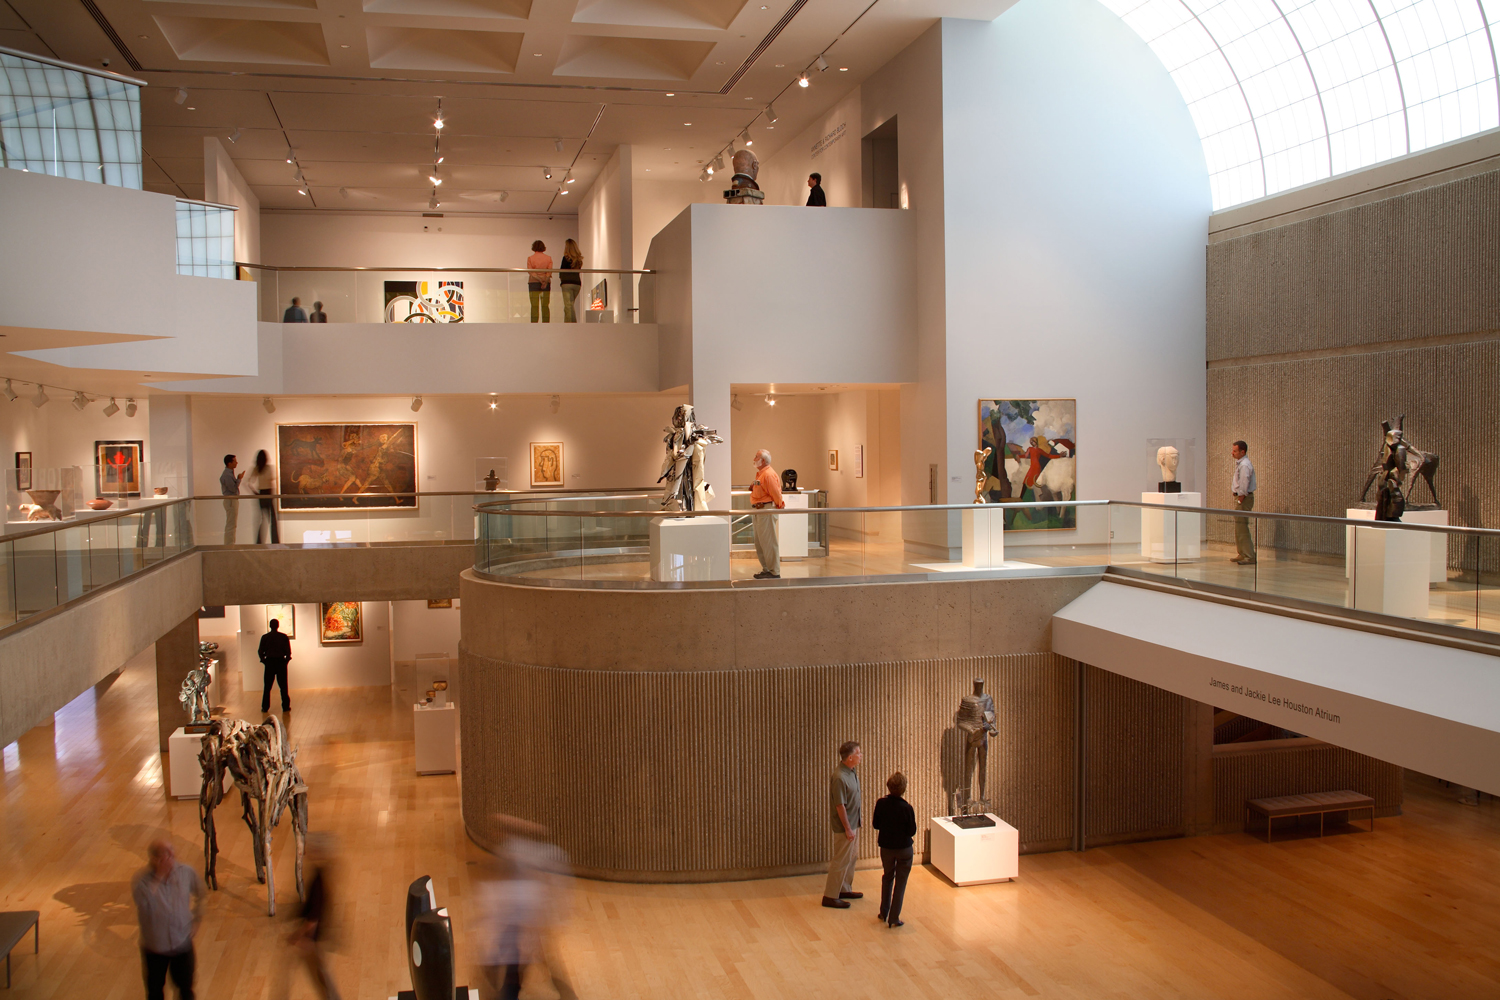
[200,543,474,605]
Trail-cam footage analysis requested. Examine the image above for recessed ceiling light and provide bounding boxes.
[138,33,149,39]
[340,43,350,48]
[186,106,196,110]
[839,67,848,71]
[683,122,692,126]
[715,61,725,65]
[665,92,675,97]
[774,63,784,68]
[533,52,542,56]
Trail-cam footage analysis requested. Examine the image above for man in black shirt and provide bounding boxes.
[806,172,826,206]
[258,618,293,713]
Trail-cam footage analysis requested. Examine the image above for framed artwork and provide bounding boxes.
[977,398,1077,531]
[319,602,362,644]
[589,278,607,310]
[827,449,839,472]
[15,452,31,491]
[383,280,463,323]
[530,442,563,488]
[96,440,144,497]
[855,445,864,479]
[276,423,417,511]
[266,603,296,639]
[427,598,453,609]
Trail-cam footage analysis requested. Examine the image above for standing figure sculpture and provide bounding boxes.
[657,404,723,512]
[1357,415,1440,521]
[723,149,765,205]
[178,642,216,731]
[955,678,998,814]
[973,447,992,504]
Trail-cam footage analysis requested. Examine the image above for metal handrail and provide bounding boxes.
[237,262,655,275]
[177,196,239,212]
[1,496,188,542]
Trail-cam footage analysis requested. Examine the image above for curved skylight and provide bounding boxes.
[1101,0,1500,208]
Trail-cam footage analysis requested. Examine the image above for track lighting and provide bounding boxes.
[815,54,829,72]
[3,380,15,402]
[433,115,444,129]
[297,188,308,196]
[557,187,569,196]
[550,395,560,414]
[499,191,509,202]
[766,394,776,406]
[125,398,137,417]
[435,155,444,164]
[294,169,305,181]
[731,394,743,411]
[429,196,440,209]
[543,167,552,180]
[488,395,498,410]
[713,154,725,171]
[71,391,90,411]
[286,149,295,163]
[428,173,442,186]
[32,385,48,408]
[766,103,778,123]
[742,130,753,147]
[798,74,809,88]
[411,395,423,412]
[262,396,276,414]
[699,169,709,182]
[554,139,564,152]
[175,88,187,105]
[339,186,349,199]
[103,397,119,417]
[705,163,714,176]
[229,128,241,144]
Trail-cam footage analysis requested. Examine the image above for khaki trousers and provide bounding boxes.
[223,497,239,545]
[823,830,858,898]
[1234,492,1256,562]
[753,509,780,575]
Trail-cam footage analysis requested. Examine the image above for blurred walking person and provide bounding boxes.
[133,839,205,1000]
[276,833,340,999]
[481,816,578,1000]
[250,449,279,544]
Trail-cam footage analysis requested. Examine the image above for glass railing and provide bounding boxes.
[238,264,653,324]
[0,46,143,188]
[190,492,481,546]
[175,199,236,279]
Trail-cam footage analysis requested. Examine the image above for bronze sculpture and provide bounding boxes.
[956,678,998,814]
[1358,415,1439,521]
[973,447,992,504]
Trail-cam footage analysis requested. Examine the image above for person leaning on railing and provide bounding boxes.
[527,241,553,323]
[559,239,583,323]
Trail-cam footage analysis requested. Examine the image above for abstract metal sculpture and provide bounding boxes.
[198,715,309,916]
[657,404,723,512]
[973,447,992,504]
[955,678,998,814]
[723,149,765,205]
[1357,415,1439,520]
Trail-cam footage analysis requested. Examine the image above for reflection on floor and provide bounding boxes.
[4,652,1499,998]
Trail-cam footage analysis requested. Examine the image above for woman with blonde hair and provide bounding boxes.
[559,238,584,323]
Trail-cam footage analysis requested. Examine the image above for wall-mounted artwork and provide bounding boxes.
[827,449,839,472]
[319,602,362,644]
[383,280,463,323]
[15,452,31,491]
[530,442,563,488]
[427,598,453,609]
[978,399,1077,530]
[276,423,417,511]
[266,603,296,639]
[95,440,143,497]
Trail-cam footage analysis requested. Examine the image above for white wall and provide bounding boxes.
[579,146,625,273]
[203,138,261,265]
[757,89,864,209]
[632,179,721,276]
[239,600,390,690]
[391,599,461,661]
[259,212,577,269]
[0,393,154,494]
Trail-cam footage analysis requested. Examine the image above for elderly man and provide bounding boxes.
[822,740,863,909]
[133,839,205,1000]
[750,448,785,579]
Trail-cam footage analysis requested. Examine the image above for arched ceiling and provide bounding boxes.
[1102,0,1500,209]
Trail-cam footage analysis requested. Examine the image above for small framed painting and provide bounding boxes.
[855,444,865,479]
[266,603,296,639]
[14,452,31,491]
[530,442,564,487]
[96,440,144,497]
[827,449,839,472]
[319,602,363,644]
[427,598,453,609]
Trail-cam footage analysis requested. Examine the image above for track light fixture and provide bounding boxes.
[798,73,809,88]
[766,394,776,406]
[174,87,187,105]
[411,395,423,412]
[297,188,308,196]
[293,169,305,181]
[71,391,90,411]
[262,396,276,414]
[741,130,753,147]
[554,138,564,152]
[102,397,119,417]
[429,172,442,186]
[32,385,48,408]
[435,155,444,164]
[815,54,829,72]
[731,393,743,411]
[3,379,16,402]
[429,196,440,209]
[550,394,560,414]
[433,114,444,129]
[125,398,137,417]
[699,169,709,182]
[557,187,569,196]
[488,395,498,410]
[713,154,725,171]
[705,163,714,176]
[499,190,509,202]
[285,149,295,164]
[228,128,241,144]
[543,167,553,180]
[766,103,778,123]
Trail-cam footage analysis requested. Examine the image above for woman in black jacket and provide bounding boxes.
[871,771,917,927]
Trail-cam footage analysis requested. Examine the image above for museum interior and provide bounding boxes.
[1,0,1498,996]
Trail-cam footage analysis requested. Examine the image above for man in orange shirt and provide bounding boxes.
[750,448,785,579]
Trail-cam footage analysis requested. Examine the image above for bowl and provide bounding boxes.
[154,487,169,496]
[87,498,113,510]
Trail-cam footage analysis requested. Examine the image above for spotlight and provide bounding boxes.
[713,154,725,171]
[285,149,295,163]
[554,139,564,152]
[71,391,90,411]
[339,186,349,199]
[565,175,575,184]
[428,173,442,186]
[741,130,753,147]
[550,394,560,414]
[435,155,444,164]
[488,395,498,410]
[125,398,137,417]
[297,188,308,196]
[705,163,714,176]
[429,196,440,209]
[229,128,241,143]
[32,385,48,408]
[699,169,709,182]
[294,169,305,181]
[798,74,809,88]
[767,394,776,406]
[411,395,423,412]
[3,379,15,402]
[816,54,829,72]
[731,394,743,411]
[103,397,119,417]
[262,396,276,414]
[557,187,569,196]
[434,114,444,129]
[766,103,778,123]
[174,87,187,105]
[543,167,553,180]
[499,191,509,202]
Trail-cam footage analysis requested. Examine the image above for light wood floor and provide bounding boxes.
[4,652,1499,999]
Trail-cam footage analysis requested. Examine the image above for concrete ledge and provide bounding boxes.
[201,542,474,605]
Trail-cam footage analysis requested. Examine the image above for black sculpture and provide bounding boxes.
[955,678,998,814]
[408,909,455,1000]
[405,876,434,943]
[1357,415,1439,521]
[781,468,798,492]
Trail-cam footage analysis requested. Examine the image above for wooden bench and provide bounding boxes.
[1245,790,1375,843]
[0,911,38,989]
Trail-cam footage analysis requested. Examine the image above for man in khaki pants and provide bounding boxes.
[822,741,863,908]
[1230,440,1257,565]
[750,449,785,579]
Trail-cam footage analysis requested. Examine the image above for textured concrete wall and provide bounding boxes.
[1212,742,1404,833]
[201,542,473,605]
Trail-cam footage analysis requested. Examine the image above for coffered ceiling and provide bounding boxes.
[1,0,1012,214]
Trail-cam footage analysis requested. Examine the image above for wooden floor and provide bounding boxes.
[3,652,1499,999]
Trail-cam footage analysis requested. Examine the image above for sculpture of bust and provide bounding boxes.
[725,149,765,205]
[1156,446,1181,493]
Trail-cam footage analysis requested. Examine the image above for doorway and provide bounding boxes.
[862,117,899,209]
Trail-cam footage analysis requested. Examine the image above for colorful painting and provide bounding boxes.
[266,603,296,639]
[589,278,607,311]
[96,440,143,497]
[384,280,463,323]
[978,399,1077,530]
[530,442,563,488]
[319,602,362,644]
[276,423,417,511]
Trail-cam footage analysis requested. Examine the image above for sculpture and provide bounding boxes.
[973,447,992,504]
[723,149,765,205]
[1357,415,1439,520]
[25,489,62,520]
[657,404,722,512]
[955,678,998,814]
[198,715,309,916]
[781,468,798,492]
[483,469,499,491]
[179,641,217,732]
[1156,446,1181,493]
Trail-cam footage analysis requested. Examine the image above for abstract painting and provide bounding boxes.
[977,399,1077,530]
[96,440,143,497]
[276,423,417,511]
[319,602,362,645]
[530,442,563,488]
[266,603,295,639]
[384,280,463,323]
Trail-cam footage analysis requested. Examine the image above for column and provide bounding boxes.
[156,612,200,751]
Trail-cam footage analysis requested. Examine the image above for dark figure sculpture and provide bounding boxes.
[781,468,798,492]
[1358,415,1440,520]
[956,678,998,813]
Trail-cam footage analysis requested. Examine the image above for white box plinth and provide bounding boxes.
[1140,492,1202,562]
[413,702,457,775]
[930,814,1019,885]
[777,492,810,559]
[1352,524,1431,618]
[1346,508,1447,584]
[649,516,730,582]
[961,508,1005,568]
[168,728,203,799]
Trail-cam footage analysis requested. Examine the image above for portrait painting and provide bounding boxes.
[276,423,417,511]
[266,603,296,639]
[530,442,563,488]
[827,449,839,472]
[319,602,362,644]
[95,440,143,497]
[15,451,31,491]
[977,399,1077,530]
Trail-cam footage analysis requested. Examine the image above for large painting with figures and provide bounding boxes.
[276,423,417,511]
[977,399,1077,531]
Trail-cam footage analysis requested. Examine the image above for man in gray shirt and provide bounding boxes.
[1230,440,1257,565]
[822,740,863,908]
[220,454,243,545]
[282,297,307,323]
[133,839,205,1000]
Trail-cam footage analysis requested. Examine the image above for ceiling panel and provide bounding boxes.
[365,26,524,73]
[153,15,331,66]
[361,0,533,19]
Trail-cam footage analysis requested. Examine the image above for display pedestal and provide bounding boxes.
[413,703,457,775]
[1140,492,1202,562]
[649,516,730,582]
[1352,524,1430,618]
[961,508,1004,568]
[1345,507,1447,584]
[929,814,1018,886]
[777,492,810,559]
[168,728,202,799]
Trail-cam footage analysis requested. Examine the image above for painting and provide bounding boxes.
[589,278,607,311]
[383,280,463,323]
[276,423,417,511]
[427,598,453,609]
[319,602,362,644]
[530,442,563,488]
[266,603,296,639]
[96,440,143,497]
[15,451,30,491]
[827,449,839,472]
[977,399,1077,530]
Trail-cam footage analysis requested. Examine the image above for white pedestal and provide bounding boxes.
[1352,524,1431,618]
[929,814,1019,886]
[649,516,730,582]
[168,728,204,799]
[1140,492,1202,562]
[961,508,1005,568]
[1346,508,1447,584]
[413,702,457,775]
[777,492,810,559]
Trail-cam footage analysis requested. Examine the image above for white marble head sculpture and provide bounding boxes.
[1156,446,1180,482]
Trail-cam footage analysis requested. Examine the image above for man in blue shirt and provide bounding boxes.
[283,297,307,322]
[1231,440,1257,565]
[220,454,243,545]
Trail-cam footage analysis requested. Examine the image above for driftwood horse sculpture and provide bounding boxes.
[198,716,309,916]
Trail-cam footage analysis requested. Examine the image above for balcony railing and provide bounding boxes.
[0,46,143,188]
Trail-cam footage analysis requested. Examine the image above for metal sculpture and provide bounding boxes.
[178,641,217,731]
[657,404,723,512]
[973,447,992,504]
[198,715,309,916]
[955,678,998,815]
[1358,415,1439,520]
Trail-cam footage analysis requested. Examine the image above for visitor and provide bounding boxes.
[872,772,917,928]
[309,301,328,323]
[527,240,553,323]
[277,833,340,999]
[806,172,826,206]
[250,449,278,544]
[219,454,242,545]
[822,740,862,909]
[750,448,784,580]
[132,839,205,1000]
[559,239,583,323]
[1231,440,1257,565]
[282,297,307,323]
[258,618,292,714]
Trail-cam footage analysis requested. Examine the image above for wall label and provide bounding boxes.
[811,122,847,160]
[1208,677,1341,724]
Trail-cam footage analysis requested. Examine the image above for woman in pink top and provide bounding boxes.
[526,240,553,323]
